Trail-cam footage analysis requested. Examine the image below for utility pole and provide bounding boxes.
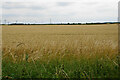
[16,20,17,24]
[4,20,6,25]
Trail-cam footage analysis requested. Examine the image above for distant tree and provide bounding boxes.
[78,23,81,25]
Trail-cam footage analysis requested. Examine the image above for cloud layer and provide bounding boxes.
[2,0,119,24]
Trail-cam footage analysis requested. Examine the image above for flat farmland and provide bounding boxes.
[2,24,119,78]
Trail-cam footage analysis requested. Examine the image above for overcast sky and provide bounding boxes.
[1,0,119,24]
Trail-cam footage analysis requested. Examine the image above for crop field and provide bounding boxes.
[2,24,119,78]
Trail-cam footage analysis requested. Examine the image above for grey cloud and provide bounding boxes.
[3,2,26,9]
[29,6,46,10]
[3,5,25,9]
[56,2,74,6]
[3,2,46,10]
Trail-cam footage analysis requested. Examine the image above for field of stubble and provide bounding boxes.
[2,24,119,78]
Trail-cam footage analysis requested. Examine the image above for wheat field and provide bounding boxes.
[2,24,118,61]
[2,24,119,78]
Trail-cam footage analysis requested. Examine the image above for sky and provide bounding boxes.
[1,0,119,24]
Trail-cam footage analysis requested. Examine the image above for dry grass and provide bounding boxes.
[2,24,118,62]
